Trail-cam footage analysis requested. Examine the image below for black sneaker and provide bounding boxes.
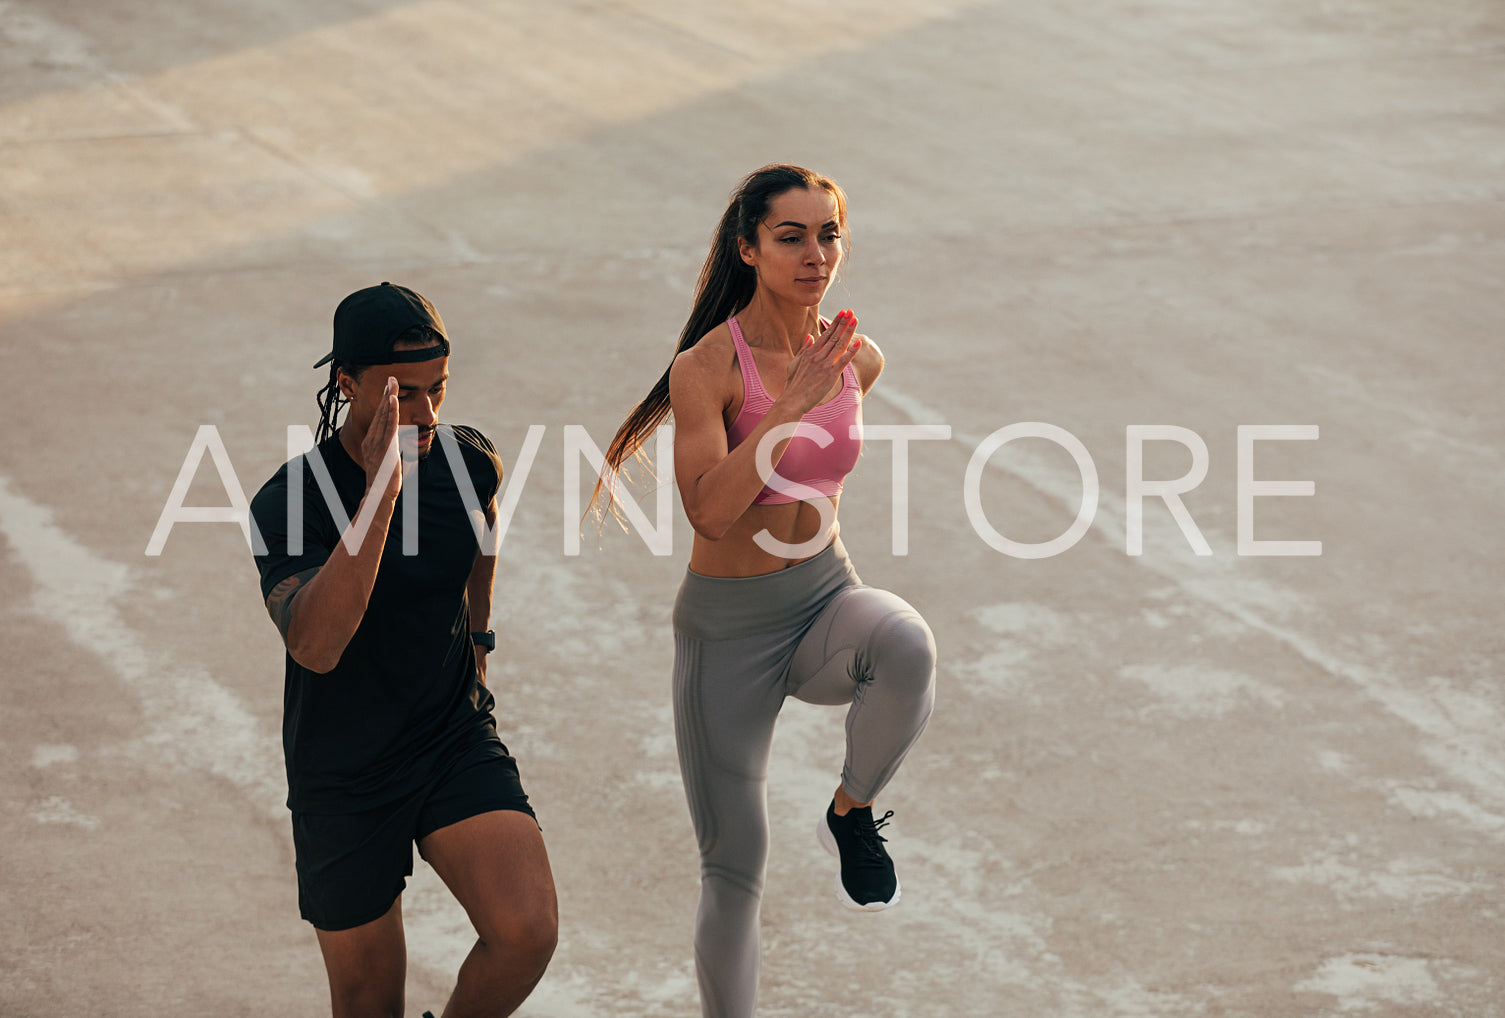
[817,801,901,911]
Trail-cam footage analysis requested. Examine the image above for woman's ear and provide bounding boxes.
[737,234,758,267]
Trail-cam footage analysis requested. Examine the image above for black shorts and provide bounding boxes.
[290,741,536,932]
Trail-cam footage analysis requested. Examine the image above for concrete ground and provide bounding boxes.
[2,1,1502,1015]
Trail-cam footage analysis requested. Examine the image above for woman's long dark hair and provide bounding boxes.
[590,164,848,521]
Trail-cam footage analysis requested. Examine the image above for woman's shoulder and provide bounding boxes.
[673,321,737,376]
[669,321,741,409]
[852,332,885,394]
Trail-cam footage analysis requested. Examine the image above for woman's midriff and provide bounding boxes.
[687,495,842,578]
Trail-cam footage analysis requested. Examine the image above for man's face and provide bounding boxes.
[341,356,449,458]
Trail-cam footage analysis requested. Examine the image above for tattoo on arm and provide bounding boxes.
[266,567,320,642]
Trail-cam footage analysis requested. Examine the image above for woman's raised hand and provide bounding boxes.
[781,309,861,413]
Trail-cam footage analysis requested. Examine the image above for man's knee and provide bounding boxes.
[325,970,403,1018]
[529,904,561,965]
[478,901,558,974]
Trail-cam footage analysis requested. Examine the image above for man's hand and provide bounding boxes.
[362,376,403,501]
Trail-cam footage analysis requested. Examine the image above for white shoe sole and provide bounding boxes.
[818,812,901,912]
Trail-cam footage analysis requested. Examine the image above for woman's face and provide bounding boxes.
[739,186,845,307]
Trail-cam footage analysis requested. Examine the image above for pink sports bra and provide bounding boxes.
[725,314,864,506]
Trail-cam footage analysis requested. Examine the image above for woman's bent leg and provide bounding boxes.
[787,586,935,909]
[787,586,936,803]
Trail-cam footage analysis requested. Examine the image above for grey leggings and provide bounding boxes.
[672,539,936,1018]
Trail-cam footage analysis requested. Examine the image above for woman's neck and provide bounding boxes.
[736,291,822,354]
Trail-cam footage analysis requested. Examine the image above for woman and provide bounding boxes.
[596,164,936,1017]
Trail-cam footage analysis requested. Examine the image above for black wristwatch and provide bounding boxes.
[471,630,496,653]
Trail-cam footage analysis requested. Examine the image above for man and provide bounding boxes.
[250,283,556,1018]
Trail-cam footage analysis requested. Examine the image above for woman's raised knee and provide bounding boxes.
[870,610,937,693]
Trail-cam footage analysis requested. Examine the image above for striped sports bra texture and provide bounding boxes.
[724,314,863,506]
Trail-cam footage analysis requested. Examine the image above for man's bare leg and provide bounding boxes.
[419,810,558,1018]
[314,896,407,1018]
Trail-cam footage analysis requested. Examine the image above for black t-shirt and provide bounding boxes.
[250,424,505,814]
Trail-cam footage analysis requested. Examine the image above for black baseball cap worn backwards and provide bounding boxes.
[314,282,451,369]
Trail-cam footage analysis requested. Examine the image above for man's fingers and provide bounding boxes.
[378,377,400,437]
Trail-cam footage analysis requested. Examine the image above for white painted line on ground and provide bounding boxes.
[0,473,611,1012]
[0,473,286,821]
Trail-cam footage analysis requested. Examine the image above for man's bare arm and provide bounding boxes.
[465,494,500,685]
[266,567,322,642]
[272,378,404,673]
